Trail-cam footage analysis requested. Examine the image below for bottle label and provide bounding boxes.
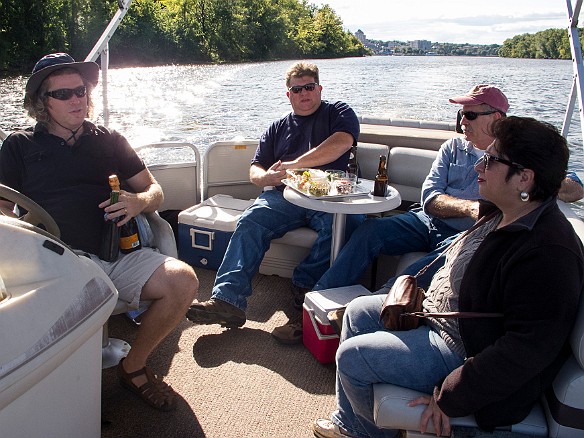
[120,234,140,250]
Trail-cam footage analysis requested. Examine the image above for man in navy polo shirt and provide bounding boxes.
[187,61,361,334]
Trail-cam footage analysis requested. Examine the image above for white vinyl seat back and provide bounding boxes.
[356,142,389,180]
[135,142,201,211]
[387,147,437,205]
[202,139,262,201]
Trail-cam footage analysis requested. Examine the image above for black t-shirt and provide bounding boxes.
[0,121,145,254]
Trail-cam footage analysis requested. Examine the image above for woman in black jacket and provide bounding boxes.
[313,116,584,438]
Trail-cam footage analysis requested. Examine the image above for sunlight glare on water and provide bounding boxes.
[2,56,583,166]
[2,56,584,214]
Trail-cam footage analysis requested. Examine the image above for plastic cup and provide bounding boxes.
[332,173,357,195]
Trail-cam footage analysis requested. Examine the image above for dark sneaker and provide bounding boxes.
[271,313,303,345]
[291,284,310,309]
[186,299,246,328]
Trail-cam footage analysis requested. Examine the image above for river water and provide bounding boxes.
[2,55,583,169]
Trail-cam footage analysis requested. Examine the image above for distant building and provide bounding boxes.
[411,40,432,51]
[355,29,367,44]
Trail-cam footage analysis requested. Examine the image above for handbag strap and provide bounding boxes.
[414,213,494,278]
[405,311,503,319]
[408,213,504,320]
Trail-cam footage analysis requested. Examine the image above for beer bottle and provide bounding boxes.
[347,145,359,182]
[373,155,389,197]
[99,175,121,261]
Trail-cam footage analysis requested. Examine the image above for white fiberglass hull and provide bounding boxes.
[0,217,117,438]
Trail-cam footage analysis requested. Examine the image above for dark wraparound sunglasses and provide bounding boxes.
[288,83,318,93]
[45,86,87,100]
[458,109,498,120]
[475,152,525,170]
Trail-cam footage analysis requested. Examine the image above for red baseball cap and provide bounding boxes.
[449,84,509,113]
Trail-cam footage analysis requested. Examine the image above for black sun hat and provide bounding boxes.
[26,53,100,95]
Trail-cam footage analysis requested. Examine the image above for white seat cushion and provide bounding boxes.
[373,384,548,436]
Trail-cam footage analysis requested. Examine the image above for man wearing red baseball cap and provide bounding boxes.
[312,83,582,306]
[449,84,509,113]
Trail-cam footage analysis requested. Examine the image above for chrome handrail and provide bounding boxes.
[563,0,584,148]
[84,0,134,127]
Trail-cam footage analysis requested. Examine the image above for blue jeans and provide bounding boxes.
[314,210,460,291]
[211,189,363,310]
[378,232,461,293]
[332,294,464,438]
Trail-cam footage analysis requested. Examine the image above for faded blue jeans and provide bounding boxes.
[332,294,464,438]
[211,189,363,310]
[378,232,460,293]
[314,209,460,291]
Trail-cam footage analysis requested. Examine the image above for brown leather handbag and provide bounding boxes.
[380,219,502,331]
[379,274,502,331]
[380,274,424,330]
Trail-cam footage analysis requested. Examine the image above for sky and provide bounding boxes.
[310,0,571,45]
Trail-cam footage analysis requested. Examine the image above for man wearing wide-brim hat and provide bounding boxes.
[0,52,199,412]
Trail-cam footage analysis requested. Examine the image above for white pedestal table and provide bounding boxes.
[283,179,401,265]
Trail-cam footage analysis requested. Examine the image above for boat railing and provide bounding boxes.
[359,115,456,132]
[84,0,134,128]
[563,0,584,143]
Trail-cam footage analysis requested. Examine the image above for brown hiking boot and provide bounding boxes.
[271,312,303,345]
[186,298,246,328]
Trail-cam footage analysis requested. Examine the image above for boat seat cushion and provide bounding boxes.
[271,226,317,248]
[387,147,437,205]
[373,384,548,436]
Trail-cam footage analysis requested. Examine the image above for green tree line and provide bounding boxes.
[0,0,369,73]
[499,28,584,59]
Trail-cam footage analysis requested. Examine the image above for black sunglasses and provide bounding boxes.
[45,85,87,100]
[458,109,498,120]
[476,152,525,170]
[288,83,318,94]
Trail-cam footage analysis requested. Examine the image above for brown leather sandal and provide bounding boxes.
[117,358,177,411]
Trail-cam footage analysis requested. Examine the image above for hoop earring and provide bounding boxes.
[520,191,530,202]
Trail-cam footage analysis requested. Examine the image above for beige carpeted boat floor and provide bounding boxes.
[101,268,337,438]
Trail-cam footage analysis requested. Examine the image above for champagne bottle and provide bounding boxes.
[347,145,359,182]
[99,175,121,262]
[373,155,389,197]
[119,214,142,253]
[105,175,142,254]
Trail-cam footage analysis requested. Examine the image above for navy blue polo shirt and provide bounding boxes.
[252,100,360,188]
[0,121,145,254]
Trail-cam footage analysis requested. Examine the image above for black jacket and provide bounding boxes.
[436,198,584,430]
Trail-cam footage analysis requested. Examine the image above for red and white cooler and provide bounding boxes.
[302,285,370,364]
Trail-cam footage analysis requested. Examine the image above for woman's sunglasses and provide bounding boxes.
[45,85,87,101]
[458,109,498,120]
[476,152,525,170]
